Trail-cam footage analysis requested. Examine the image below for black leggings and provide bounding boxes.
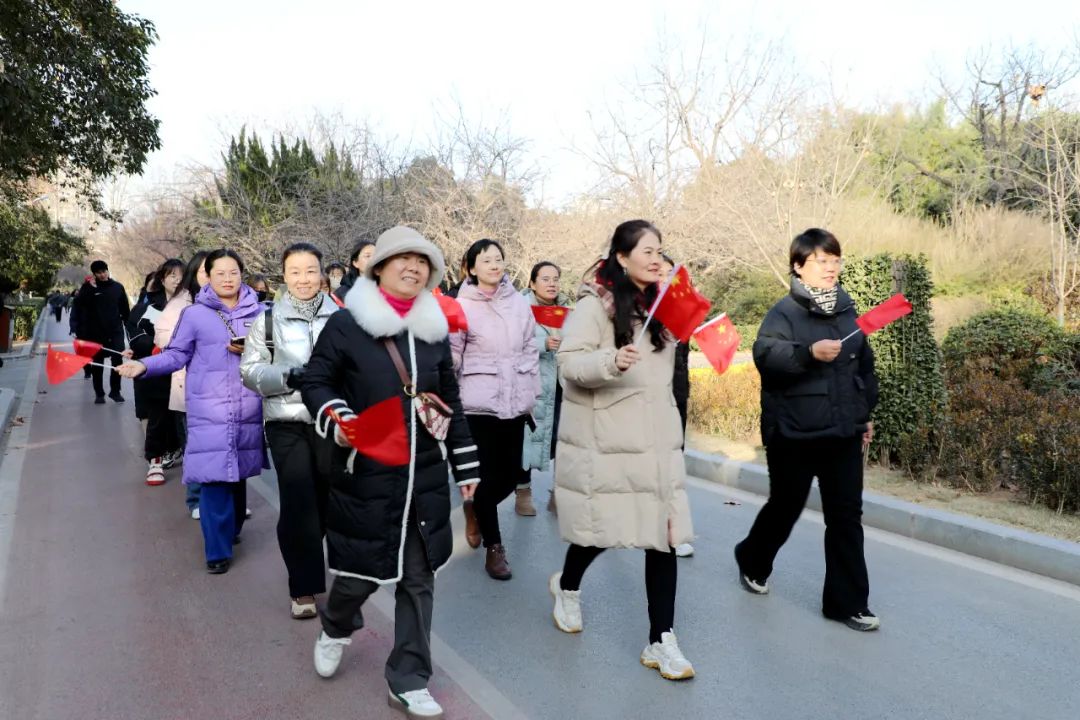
[560,543,677,644]
[467,414,527,547]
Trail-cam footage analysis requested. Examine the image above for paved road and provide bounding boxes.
[1,326,1079,719]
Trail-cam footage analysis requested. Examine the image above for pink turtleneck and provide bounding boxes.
[380,287,417,317]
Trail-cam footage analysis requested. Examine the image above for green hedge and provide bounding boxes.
[12,305,41,341]
[939,309,1080,511]
[842,254,945,469]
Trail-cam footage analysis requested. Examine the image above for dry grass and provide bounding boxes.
[825,197,1049,293]
[686,365,761,444]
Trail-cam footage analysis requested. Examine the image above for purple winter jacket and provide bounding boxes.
[141,284,266,485]
[450,276,540,419]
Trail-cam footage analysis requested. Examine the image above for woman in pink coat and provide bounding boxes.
[450,239,540,580]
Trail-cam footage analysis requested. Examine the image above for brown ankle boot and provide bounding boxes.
[485,544,512,580]
[463,500,481,549]
[515,487,537,516]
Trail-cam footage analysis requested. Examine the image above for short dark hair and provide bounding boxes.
[789,228,842,277]
[465,239,505,284]
[530,261,560,284]
[327,262,347,274]
[247,273,269,289]
[204,248,246,275]
[90,260,108,273]
[281,242,324,270]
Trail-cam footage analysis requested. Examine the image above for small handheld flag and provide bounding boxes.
[693,314,741,375]
[640,264,711,344]
[45,345,94,384]
[531,305,569,329]
[72,339,124,358]
[327,397,410,466]
[841,294,913,342]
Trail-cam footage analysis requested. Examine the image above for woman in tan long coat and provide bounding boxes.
[548,220,695,682]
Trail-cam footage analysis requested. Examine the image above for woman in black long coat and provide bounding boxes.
[301,226,479,720]
[734,228,881,632]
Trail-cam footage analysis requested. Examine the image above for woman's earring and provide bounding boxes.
[622,266,628,276]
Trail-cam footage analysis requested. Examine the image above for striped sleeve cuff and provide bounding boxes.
[450,444,480,485]
[315,398,353,439]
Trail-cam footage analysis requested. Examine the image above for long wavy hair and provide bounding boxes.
[591,220,665,351]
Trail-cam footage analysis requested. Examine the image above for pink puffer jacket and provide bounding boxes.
[450,277,540,419]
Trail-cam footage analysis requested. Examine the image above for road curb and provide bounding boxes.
[685,449,1080,587]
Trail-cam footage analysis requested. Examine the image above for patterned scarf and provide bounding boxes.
[793,276,839,316]
[288,291,323,322]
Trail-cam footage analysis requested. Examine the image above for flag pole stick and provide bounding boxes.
[635,263,679,346]
[839,328,862,343]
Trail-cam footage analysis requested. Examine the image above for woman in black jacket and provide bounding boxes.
[734,228,881,632]
[301,226,479,720]
[126,258,185,485]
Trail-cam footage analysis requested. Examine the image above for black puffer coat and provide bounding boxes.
[753,281,879,444]
[302,277,479,584]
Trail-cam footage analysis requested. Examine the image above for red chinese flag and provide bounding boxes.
[531,305,569,328]
[45,345,93,385]
[693,314,741,375]
[330,293,346,308]
[72,338,103,357]
[856,294,913,335]
[652,265,712,343]
[328,397,410,466]
[432,288,469,333]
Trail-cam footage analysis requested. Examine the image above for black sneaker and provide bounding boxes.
[734,545,769,595]
[207,559,230,574]
[94,395,106,405]
[108,392,125,403]
[841,609,880,632]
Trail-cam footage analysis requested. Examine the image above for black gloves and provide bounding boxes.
[286,366,305,390]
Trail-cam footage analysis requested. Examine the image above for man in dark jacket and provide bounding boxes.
[74,260,130,403]
[734,228,881,633]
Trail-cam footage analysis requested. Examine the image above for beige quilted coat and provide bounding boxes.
[554,285,693,550]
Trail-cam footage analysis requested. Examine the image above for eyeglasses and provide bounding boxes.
[807,255,844,269]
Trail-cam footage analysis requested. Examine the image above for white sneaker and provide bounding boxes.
[674,543,694,558]
[313,631,351,678]
[291,596,317,619]
[640,631,695,680]
[145,458,165,486]
[549,572,582,633]
[388,688,444,718]
[190,507,200,520]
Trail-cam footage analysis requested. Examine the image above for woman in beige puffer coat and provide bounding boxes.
[548,220,695,682]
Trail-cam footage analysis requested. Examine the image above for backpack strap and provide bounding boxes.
[264,306,274,361]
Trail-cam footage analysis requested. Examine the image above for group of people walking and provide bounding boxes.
[65,218,879,719]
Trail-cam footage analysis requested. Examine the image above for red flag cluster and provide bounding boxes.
[531,305,569,329]
[327,397,409,466]
[693,314,741,375]
[432,288,469,333]
[856,294,913,335]
[650,265,711,343]
[45,345,93,384]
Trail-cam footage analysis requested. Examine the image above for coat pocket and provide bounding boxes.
[460,358,500,413]
[593,386,647,453]
[781,378,831,433]
[852,375,870,423]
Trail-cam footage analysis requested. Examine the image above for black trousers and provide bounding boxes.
[90,333,124,398]
[735,435,870,618]
[265,421,330,598]
[321,516,434,694]
[144,406,181,460]
[467,414,527,547]
[560,544,677,644]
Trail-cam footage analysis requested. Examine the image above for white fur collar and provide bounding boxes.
[346,276,449,343]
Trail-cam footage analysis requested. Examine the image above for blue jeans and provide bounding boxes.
[198,481,247,563]
[185,482,201,511]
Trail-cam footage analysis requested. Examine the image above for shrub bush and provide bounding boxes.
[686,365,760,444]
[842,254,945,471]
[938,309,1080,512]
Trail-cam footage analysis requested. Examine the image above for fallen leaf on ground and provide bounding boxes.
[724,500,741,506]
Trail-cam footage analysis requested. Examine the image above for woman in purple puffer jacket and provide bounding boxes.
[120,249,266,574]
